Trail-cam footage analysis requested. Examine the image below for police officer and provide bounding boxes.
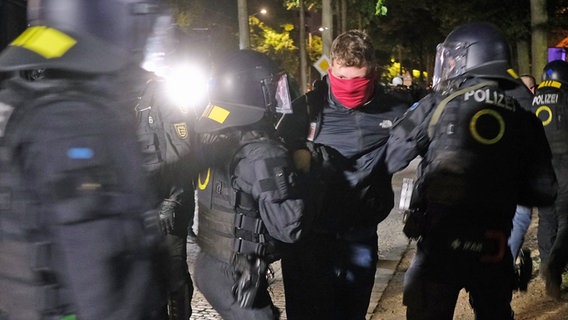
[278,29,409,320]
[0,1,173,319]
[192,49,304,319]
[386,22,557,319]
[533,60,568,300]
[136,76,196,319]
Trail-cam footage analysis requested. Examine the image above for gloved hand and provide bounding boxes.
[159,199,178,234]
[293,149,311,173]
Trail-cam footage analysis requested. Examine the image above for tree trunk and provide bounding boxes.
[341,0,347,33]
[299,0,308,93]
[516,39,531,76]
[322,0,333,57]
[530,0,548,79]
[237,0,249,49]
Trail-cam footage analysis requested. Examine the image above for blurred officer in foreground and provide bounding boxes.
[192,49,305,319]
[0,0,174,319]
[278,30,409,320]
[136,74,197,319]
[534,60,568,300]
[507,72,537,292]
[386,22,557,319]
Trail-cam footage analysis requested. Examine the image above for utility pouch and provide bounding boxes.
[231,254,267,308]
[400,178,427,240]
[402,209,426,240]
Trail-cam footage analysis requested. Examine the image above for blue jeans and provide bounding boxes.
[508,205,532,260]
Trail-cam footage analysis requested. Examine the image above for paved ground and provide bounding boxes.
[187,159,419,319]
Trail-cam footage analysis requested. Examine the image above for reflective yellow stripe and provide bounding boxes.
[11,26,76,59]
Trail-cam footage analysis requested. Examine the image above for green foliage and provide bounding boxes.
[284,0,320,11]
[163,0,568,84]
[307,34,323,63]
[376,0,388,16]
[249,16,299,76]
[385,59,402,82]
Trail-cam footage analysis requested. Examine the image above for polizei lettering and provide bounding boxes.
[463,88,516,111]
[533,93,559,105]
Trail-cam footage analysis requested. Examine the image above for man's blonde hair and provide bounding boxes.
[330,29,375,68]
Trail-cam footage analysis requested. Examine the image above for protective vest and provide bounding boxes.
[196,137,276,264]
[422,81,523,209]
[0,88,77,320]
[0,79,161,320]
[532,80,568,154]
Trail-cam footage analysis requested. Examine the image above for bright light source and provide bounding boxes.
[163,63,209,109]
[250,8,268,17]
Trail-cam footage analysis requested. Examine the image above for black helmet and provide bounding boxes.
[542,60,568,83]
[433,22,516,90]
[195,49,292,133]
[0,0,174,74]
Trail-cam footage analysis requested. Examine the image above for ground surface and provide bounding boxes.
[370,214,568,320]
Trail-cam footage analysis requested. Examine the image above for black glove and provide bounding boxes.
[159,199,178,234]
[231,254,267,308]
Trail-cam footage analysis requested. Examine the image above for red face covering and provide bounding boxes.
[328,69,375,109]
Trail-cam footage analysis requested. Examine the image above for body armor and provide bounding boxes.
[196,139,275,264]
[0,117,68,320]
[422,80,522,209]
[532,80,568,155]
[0,78,161,320]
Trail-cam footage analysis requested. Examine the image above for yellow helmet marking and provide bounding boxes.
[11,26,77,59]
[469,109,505,145]
[535,106,553,126]
[205,104,230,124]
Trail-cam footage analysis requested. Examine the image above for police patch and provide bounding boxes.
[174,122,189,139]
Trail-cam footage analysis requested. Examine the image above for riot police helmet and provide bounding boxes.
[542,60,568,83]
[433,22,515,90]
[196,49,292,133]
[0,0,175,74]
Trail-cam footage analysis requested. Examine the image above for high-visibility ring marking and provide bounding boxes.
[198,168,211,190]
[469,109,505,145]
[11,26,76,59]
[535,106,553,126]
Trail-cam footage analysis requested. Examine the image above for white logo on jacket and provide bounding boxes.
[379,120,393,128]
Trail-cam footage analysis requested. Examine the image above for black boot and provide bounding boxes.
[167,283,193,320]
[518,248,533,291]
[542,261,562,300]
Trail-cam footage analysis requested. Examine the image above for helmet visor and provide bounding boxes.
[264,72,292,114]
[432,42,468,90]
